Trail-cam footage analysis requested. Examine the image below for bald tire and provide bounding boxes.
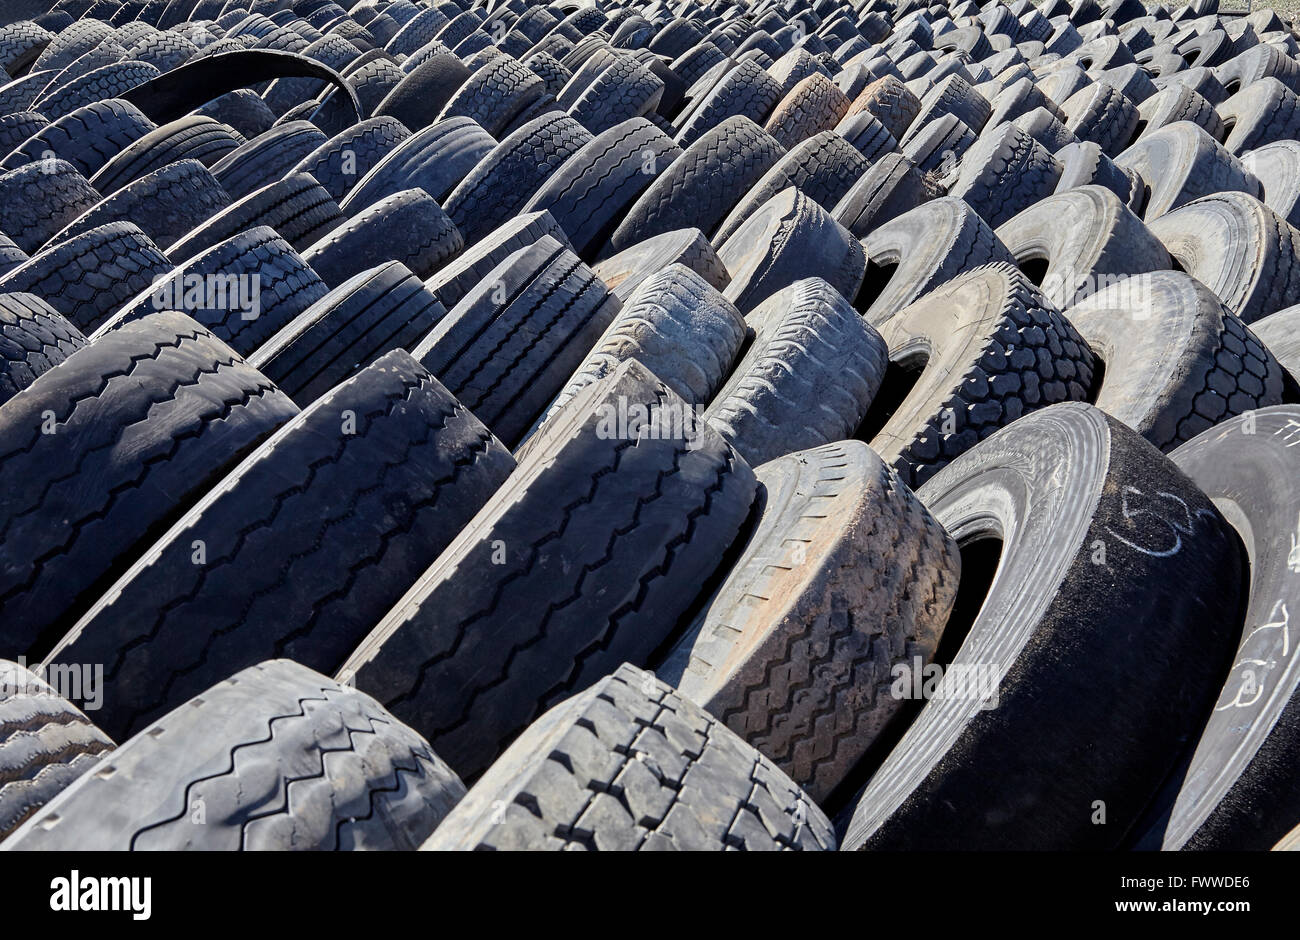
[1,660,466,851]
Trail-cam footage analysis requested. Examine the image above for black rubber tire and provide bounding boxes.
[2,660,465,850]
[1135,83,1224,143]
[302,186,461,288]
[372,50,469,129]
[856,196,1018,325]
[716,186,865,313]
[167,170,341,259]
[47,348,514,741]
[31,59,161,121]
[442,111,592,245]
[0,159,100,254]
[0,658,112,841]
[98,224,330,356]
[674,57,782,146]
[207,117,326,199]
[909,73,992,139]
[47,156,230,251]
[340,115,494,210]
[833,108,900,162]
[568,54,663,135]
[338,357,758,779]
[534,263,744,430]
[422,208,572,310]
[0,292,85,408]
[610,115,785,251]
[0,220,170,333]
[248,260,445,405]
[520,116,682,261]
[0,98,155,181]
[988,75,1065,128]
[1117,121,1266,221]
[1065,269,1293,452]
[1056,138,1142,210]
[0,111,48,165]
[1218,77,1300,157]
[285,113,408,201]
[832,151,941,239]
[194,87,278,138]
[714,128,868,244]
[88,114,244,196]
[1147,191,1300,325]
[1250,303,1300,383]
[1010,105,1079,154]
[947,122,1063,229]
[437,53,543,138]
[842,402,1247,849]
[0,23,54,77]
[705,277,886,466]
[1244,139,1300,230]
[993,183,1171,309]
[1214,42,1300,98]
[899,111,976,176]
[658,439,959,803]
[1119,405,1300,848]
[521,49,570,98]
[412,236,619,447]
[862,263,1097,489]
[419,663,834,850]
[591,223,730,303]
[31,19,113,74]
[1060,81,1139,157]
[0,310,297,658]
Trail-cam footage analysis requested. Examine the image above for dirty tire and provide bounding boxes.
[167,171,342,259]
[1,660,466,850]
[0,292,85,408]
[0,159,100,254]
[88,115,244,196]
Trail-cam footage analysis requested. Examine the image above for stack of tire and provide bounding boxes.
[0,0,1298,853]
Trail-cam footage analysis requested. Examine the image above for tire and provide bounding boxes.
[412,236,619,447]
[535,263,745,429]
[910,73,992,139]
[31,59,160,121]
[437,54,544,138]
[674,58,782,147]
[442,111,592,245]
[610,116,785,251]
[0,658,112,842]
[705,277,886,466]
[0,292,85,408]
[0,159,100,254]
[1215,42,1300,97]
[568,55,663,135]
[1244,139,1300,229]
[47,348,514,741]
[857,196,1018,325]
[0,23,53,77]
[521,116,682,261]
[303,187,461,289]
[833,151,941,239]
[423,208,572,310]
[337,357,757,779]
[31,19,113,74]
[1251,303,1300,382]
[833,108,900,162]
[715,130,869,244]
[167,170,341,259]
[0,111,48,165]
[46,156,230,251]
[842,402,1247,849]
[1126,405,1300,848]
[592,226,730,304]
[658,439,958,803]
[1147,191,1300,325]
[249,261,445,405]
[988,75,1065,128]
[948,123,1063,229]
[899,111,976,176]
[993,184,1171,309]
[194,88,277,137]
[1011,105,1079,154]
[521,49,570,98]
[1154,65,1228,106]
[1218,77,1300,157]
[1135,83,1224,142]
[341,116,494,211]
[0,310,297,658]
[0,221,170,333]
[0,98,155,181]
[1,660,465,850]
[124,29,199,72]
[1118,121,1266,221]
[372,50,469,129]
[716,187,865,312]
[88,114,244,196]
[286,114,409,201]
[761,71,849,149]
[208,117,326,199]
[98,224,330,356]
[1060,81,1138,157]
[1056,138,1141,208]
[863,263,1097,489]
[419,663,834,850]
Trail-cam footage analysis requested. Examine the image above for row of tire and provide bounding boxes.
[0,0,1299,852]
